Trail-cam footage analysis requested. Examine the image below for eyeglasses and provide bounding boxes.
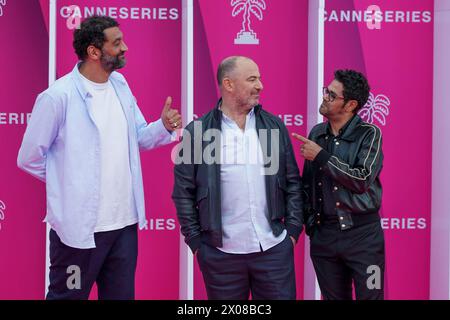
[323,87,345,103]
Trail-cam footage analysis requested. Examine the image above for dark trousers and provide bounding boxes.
[197,234,296,300]
[46,224,138,300]
[310,220,385,300]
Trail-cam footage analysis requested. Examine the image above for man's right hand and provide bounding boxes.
[292,132,323,161]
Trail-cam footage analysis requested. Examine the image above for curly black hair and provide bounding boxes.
[73,15,119,61]
[334,69,370,113]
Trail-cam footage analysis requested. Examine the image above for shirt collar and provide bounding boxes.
[326,115,355,136]
[71,62,125,100]
[72,62,91,101]
[318,114,362,141]
[219,101,255,124]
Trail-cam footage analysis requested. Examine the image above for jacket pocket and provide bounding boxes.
[196,187,209,231]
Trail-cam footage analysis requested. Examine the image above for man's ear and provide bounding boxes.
[222,77,233,92]
[345,100,358,114]
[86,45,101,61]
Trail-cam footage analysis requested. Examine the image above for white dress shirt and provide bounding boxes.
[219,108,287,254]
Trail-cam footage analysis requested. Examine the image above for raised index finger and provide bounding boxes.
[291,132,309,143]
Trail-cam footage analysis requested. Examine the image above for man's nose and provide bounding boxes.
[256,79,263,91]
[121,41,128,52]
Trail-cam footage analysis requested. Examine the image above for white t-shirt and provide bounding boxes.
[80,74,137,232]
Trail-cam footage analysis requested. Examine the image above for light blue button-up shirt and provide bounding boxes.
[219,108,286,254]
[17,64,175,249]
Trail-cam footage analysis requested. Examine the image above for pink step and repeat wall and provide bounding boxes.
[325,0,433,299]
[0,0,181,299]
[55,0,182,299]
[0,0,49,299]
[192,0,309,299]
[0,0,434,299]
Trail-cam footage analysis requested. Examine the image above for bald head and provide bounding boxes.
[217,56,263,110]
[217,56,255,87]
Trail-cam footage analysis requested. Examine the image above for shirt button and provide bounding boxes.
[317,221,321,225]
[339,216,344,220]
[318,182,322,186]
[316,213,321,216]
[336,202,340,207]
[325,136,329,140]
[341,224,346,228]
[318,198,322,202]
[335,141,340,145]
[319,167,323,170]
[333,186,338,191]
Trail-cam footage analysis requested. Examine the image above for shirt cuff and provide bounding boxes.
[156,118,177,140]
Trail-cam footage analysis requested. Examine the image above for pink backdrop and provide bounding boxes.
[0,0,436,300]
[324,0,433,299]
[0,0,49,299]
[55,0,182,299]
[193,0,309,300]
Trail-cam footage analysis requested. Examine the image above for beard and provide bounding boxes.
[319,100,347,119]
[235,92,260,110]
[100,49,126,72]
[319,102,328,116]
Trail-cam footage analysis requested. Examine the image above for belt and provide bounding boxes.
[321,212,380,227]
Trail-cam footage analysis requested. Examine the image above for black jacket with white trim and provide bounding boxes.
[302,115,383,235]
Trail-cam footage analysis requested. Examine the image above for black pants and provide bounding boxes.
[197,234,296,300]
[310,220,385,300]
[46,224,138,300]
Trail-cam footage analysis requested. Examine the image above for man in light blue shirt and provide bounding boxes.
[17,16,181,300]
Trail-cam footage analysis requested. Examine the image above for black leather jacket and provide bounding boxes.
[303,115,383,235]
[172,101,303,253]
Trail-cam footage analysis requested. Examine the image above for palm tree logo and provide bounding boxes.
[0,0,7,17]
[231,0,267,45]
[358,92,390,126]
[0,200,5,231]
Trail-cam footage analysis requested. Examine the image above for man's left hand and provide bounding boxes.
[292,133,322,161]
